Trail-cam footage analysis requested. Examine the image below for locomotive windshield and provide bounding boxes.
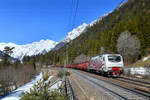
[108,56,121,62]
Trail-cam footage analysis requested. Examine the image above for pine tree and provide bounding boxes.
[1,46,15,66]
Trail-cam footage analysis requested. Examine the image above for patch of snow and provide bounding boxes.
[142,57,150,62]
[49,80,62,91]
[119,1,126,7]
[89,12,111,27]
[130,67,148,75]
[1,73,43,100]
[44,76,53,84]
[116,1,127,10]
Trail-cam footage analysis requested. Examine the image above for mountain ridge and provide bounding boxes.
[0,39,57,60]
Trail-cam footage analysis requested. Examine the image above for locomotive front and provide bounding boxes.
[104,54,124,77]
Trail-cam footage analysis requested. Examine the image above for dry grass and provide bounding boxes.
[41,68,60,83]
[133,59,150,67]
[125,55,150,68]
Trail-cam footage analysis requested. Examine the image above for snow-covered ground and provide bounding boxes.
[0,72,62,100]
[49,80,62,91]
[124,56,150,77]
[125,67,150,77]
[130,67,148,75]
[44,76,53,84]
[1,73,43,100]
[142,56,150,62]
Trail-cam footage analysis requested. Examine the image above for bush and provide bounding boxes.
[21,73,66,100]
[57,71,64,78]
[42,70,49,81]
[65,71,71,76]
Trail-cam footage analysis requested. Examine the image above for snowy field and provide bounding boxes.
[49,80,62,91]
[1,73,43,100]
[124,56,150,77]
[130,67,149,75]
[125,67,150,77]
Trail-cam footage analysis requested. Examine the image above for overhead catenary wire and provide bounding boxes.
[69,0,79,63]
[67,0,74,30]
[64,0,79,69]
[65,0,79,65]
[71,0,79,30]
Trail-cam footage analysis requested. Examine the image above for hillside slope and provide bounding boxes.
[36,0,150,65]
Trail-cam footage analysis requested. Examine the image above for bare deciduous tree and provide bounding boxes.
[74,54,88,63]
[117,31,140,62]
[0,65,37,96]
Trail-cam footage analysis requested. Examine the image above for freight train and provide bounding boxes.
[55,54,124,77]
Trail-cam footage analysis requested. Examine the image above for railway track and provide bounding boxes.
[121,77,150,84]
[72,69,150,100]
[65,77,75,100]
[115,77,150,88]
[119,76,150,85]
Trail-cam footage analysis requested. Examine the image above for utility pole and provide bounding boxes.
[64,44,69,77]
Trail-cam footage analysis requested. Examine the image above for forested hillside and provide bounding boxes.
[29,0,150,65]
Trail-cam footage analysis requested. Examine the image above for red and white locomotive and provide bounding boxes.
[88,54,124,77]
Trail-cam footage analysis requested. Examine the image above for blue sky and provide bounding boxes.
[0,0,126,44]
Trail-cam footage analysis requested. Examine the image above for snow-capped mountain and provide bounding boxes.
[0,39,57,60]
[53,13,110,50]
[52,23,88,50]
[62,23,88,43]
[62,13,111,43]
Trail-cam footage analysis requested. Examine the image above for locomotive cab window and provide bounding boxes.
[108,56,121,62]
